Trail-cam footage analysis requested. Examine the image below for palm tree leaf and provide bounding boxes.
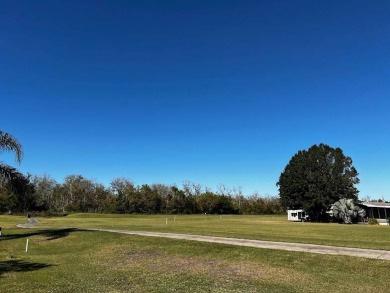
[0,130,23,163]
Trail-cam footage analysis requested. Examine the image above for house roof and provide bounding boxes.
[360,202,390,208]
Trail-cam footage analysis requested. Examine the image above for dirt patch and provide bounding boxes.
[17,218,39,228]
[105,247,313,286]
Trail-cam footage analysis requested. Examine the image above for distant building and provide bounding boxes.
[288,201,390,224]
[287,209,307,222]
[360,202,390,225]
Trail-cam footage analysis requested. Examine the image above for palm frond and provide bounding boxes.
[0,130,23,163]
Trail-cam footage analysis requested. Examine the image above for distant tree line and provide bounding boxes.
[0,175,283,215]
[0,129,282,215]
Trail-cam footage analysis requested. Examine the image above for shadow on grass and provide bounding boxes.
[0,228,90,242]
[0,260,52,277]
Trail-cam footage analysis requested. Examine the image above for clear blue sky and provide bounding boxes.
[1,0,389,200]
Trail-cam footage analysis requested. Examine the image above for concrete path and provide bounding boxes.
[16,220,389,261]
[88,229,390,261]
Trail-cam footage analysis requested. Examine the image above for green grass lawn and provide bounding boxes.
[1,214,389,292]
[21,213,390,250]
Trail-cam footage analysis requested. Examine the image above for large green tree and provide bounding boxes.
[277,143,359,221]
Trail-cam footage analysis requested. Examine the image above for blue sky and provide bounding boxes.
[1,0,389,200]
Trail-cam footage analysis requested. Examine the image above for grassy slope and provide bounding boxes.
[28,214,390,250]
[1,227,389,293]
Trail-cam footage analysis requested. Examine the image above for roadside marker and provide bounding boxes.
[26,239,29,253]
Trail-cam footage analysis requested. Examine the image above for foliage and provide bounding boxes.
[2,174,284,215]
[238,194,284,214]
[0,131,38,213]
[277,143,359,221]
[0,130,23,163]
[0,174,37,213]
[31,174,58,211]
[0,130,283,215]
[0,130,284,215]
[0,130,29,194]
[368,218,379,225]
[331,198,366,224]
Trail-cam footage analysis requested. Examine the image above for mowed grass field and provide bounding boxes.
[1,214,389,292]
[35,213,390,249]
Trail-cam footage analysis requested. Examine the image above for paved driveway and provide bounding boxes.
[17,220,390,261]
[88,229,390,261]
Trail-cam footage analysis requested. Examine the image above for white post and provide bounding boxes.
[26,239,29,253]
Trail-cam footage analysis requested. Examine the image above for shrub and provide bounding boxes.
[368,218,379,225]
[331,198,366,224]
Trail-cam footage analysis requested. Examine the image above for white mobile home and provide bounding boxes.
[287,209,307,221]
[360,202,390,225]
